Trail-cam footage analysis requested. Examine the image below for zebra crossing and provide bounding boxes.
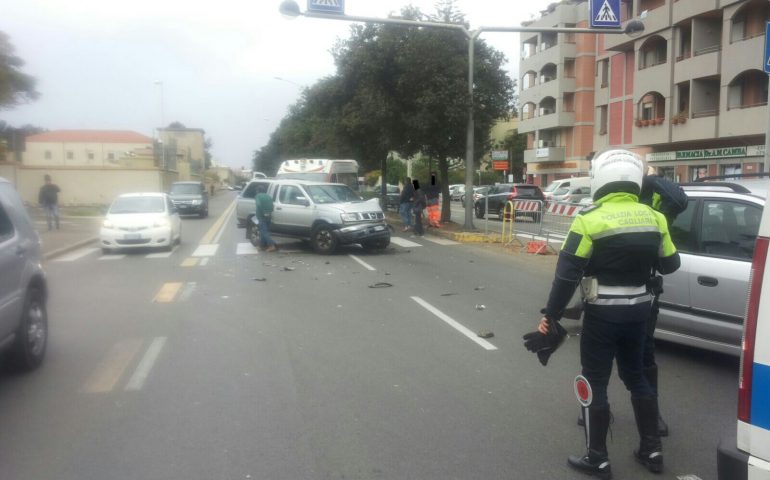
[52,234,459,264]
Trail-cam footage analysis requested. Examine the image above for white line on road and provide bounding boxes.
[54,247,100,262]
[99,254,126,261]
[146,246,178,258]
[236,242,260,255]
[411,296,497,351]
[390,237,422,248]
[124,337,167,391]
[200,257,210,266]
[178,282,197,302]
[192,244,219,257]
[422,236,459,246]
[212,205,236,245]
[348,254,376,271]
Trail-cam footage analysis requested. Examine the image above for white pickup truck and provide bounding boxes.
[245,179,390,254]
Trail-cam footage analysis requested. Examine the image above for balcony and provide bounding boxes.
[634,63,672,98]
[524,146,567,163]
[674,0,720,24]
[723,34,765,82]
[634,119,671,146]
[672,113,719,143]
[519,111,576,133]
[520,42,577,73]
[674,48,720,84]
[721,103,768,137]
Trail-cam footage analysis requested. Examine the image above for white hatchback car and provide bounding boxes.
[100,193,181,253]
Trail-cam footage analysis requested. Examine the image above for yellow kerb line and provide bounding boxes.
[180,257,199,267]
[199,200,237,245]
[153,282,184,303]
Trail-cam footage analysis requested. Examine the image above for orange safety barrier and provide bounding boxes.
[427,203,441,227]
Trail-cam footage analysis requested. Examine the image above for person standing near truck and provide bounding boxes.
[255,183,277,252]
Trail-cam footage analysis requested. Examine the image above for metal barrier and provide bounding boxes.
[501,200,586,253]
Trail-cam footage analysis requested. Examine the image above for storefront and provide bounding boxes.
[646,145,765,182]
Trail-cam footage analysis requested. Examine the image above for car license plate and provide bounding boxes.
[373,225,385,231]
[124,233,141,240]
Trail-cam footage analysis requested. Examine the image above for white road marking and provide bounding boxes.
[99,254,126,261]
[348,254,376,271]
[422,235,459,246]
[236,242,260,255]
[54,247,99,262]
[212,206,236,245]
[192,244,219,257]
[146,246,178,258]
[200,257,210,266]
[411,296,497,351]
[124,337,167,391]
[178,282,197,302]
[390,237,422,248]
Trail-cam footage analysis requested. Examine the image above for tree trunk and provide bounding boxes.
[438,156,452,223]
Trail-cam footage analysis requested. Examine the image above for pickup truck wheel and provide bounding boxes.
[362,238,390,250]
[248,221,260,247]
[10,287,47,371]
[311,225,337,254]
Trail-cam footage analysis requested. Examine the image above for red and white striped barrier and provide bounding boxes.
[513,200,541,212]
[546,202,581,217]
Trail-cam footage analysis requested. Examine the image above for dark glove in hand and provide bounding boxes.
[522,320,568,366]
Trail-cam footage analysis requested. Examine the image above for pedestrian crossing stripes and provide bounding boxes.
[54,247,100,262]
[390,237,422,248]
[421,235,460,246]
[236,242,259,255]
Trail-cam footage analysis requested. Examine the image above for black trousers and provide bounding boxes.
[581,301,655,407]
[642,294,660,371]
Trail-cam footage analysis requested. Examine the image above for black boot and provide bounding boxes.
[568,404,612,480]
[643,366,669,437]
[632,395,663,474]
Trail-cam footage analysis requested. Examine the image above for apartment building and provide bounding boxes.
[519,1,596,188]
[158,126,205,180]
[519,0,770,186]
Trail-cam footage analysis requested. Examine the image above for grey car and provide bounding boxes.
[656,181,766,355]
[169,181,209,218]
[0,177,48,370]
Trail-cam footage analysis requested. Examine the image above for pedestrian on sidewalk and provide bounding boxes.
[38,174,60,231]
[425,173,441,228]
[399,176,414,232]
[255,183,277,252]
[411,179,426,237]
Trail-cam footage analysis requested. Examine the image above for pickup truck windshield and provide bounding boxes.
[305,185,361,204]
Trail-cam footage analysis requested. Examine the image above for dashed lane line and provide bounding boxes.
[349,254,376,271]
[124,337,167,391]
[181,257,199,267]
[83,339,144,394]
[422,235,460,246]
[152,282,184,303]
[411,296,498,351]
[54,247,100,262]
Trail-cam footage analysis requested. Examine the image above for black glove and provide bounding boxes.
[522,319,567,366]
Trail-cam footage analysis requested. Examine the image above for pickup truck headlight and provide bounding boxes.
[102,220,114,229]
[341,213,361,223]
[153,219,171,228]
[191,199,201,205]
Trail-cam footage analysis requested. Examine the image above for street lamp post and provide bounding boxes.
[278,1,644,229]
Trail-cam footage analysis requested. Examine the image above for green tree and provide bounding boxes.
[496,128,527,182]
[0,32,38,110]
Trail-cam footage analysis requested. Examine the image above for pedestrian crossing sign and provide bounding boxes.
[307,0,345,15]
[590,0,621,29]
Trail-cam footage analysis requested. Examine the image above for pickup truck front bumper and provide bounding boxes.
[334,222,390,245]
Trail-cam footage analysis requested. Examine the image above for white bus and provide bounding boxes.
[276,159,360,190]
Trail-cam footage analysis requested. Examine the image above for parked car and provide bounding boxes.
[384,184,401,211]
[246,180,390,254]
[100,193,182,253]
[449,184,465,201]
[656,180,767,355]
[549,185,592,204]
[169,181,209,218]
[0,176,48,371]
[543,176,591,201]
[716,178,770,480]
[236,178,273,228]
[461,186,490,206]
[474,184,545,221]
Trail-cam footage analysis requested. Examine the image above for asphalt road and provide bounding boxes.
[0,192,738,480]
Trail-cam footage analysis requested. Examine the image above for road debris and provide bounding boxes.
[252,278,267,282]
[282,266,295,272]
[477,330,494,339]
[368,282,393,288]
[475,304,486,310]
[474,285,486,291]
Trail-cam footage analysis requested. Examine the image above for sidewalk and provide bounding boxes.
[27,206,102,260]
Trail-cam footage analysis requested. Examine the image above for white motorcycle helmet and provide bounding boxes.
[590,149,645,201]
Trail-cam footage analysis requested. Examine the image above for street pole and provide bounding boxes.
[765,83,770,173]
[464,31,480,230]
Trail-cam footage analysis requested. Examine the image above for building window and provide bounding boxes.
[727,70,769,110]
[691,165,708,181]
[677,25,692,61]
[564,59,576,79]
[597,59,609,88]
[66,151,74,160]
[639,36,667,70]
[87,152,95,161]
[722,164,742,176]
[44,150,52,160]
[107,152,115,161]
[637,92,666,124]
[598,105,608,135]
[731,0,770,43]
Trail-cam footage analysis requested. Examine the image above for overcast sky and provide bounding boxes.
[2,0,558,170]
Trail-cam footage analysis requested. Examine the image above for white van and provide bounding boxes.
[542,176,591,200]
[717,193,770,479]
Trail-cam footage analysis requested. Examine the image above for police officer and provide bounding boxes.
[526,149,680,478]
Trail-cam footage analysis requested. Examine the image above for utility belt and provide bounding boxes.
[580,277,652,306]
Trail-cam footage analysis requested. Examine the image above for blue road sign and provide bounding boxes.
[764,23,770,74]
[590,0,621,29]
[307,0,345,15]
